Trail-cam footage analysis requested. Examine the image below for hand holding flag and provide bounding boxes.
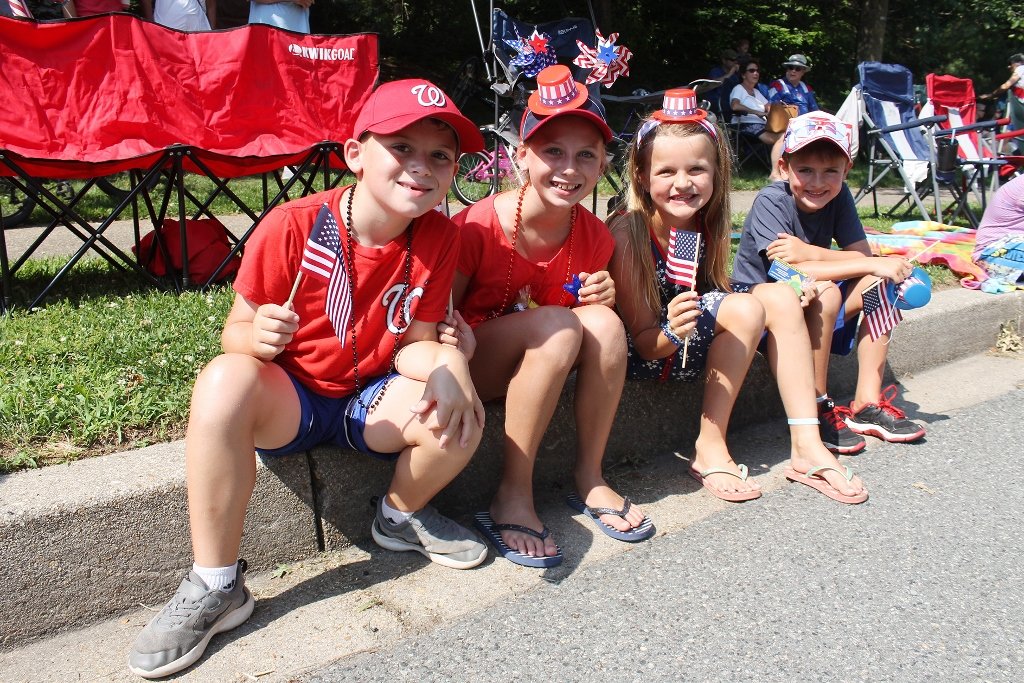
[287,204,352,346]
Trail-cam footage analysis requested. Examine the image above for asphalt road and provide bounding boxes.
[305,388,1024,683]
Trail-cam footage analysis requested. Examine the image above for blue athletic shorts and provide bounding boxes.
[256,372,402,461]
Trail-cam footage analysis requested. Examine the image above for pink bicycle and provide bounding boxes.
[452,114,524,205]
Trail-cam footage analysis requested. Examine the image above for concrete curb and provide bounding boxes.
[1,288,1020,648]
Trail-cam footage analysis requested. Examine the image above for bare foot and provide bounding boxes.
[489,496,558,558]
[691,438,761,497]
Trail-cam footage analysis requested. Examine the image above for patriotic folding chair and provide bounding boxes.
[919,73,1022,219]
[847,62,947,222]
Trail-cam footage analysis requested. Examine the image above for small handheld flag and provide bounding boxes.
[297,204,352,346]
[862,279,902,341]
[666,228,700,289]
[768,259,811,296]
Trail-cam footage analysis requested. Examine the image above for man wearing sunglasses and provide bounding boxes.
[769,54,820,116]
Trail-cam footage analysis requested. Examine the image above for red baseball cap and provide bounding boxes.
[354,79,484,154]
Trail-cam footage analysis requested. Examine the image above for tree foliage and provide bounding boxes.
[308,1,1021,112]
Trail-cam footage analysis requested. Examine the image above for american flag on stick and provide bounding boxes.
[667,228,700,288]
[862,279,902,341]
[296,204,351,346]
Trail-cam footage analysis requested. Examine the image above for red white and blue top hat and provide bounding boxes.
[521,65,613,142]
[652,88,708,123]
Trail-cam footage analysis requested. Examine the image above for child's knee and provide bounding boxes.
[721,293,766,333]
[527,306,584,361]
[193,354,262,405]
[760,282,805,318]
[579,304,627,350]
[812,282,842,318]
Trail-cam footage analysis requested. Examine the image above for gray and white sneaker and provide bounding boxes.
[371,498,487,569]
[128,559,254,679]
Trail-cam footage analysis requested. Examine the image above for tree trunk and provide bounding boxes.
[857,0,889,63]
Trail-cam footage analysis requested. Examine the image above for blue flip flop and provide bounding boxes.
[565,492,656,543]
[473,512,563,568]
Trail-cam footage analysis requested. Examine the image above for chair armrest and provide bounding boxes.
[877,114,947,134]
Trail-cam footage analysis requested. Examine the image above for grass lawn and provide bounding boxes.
[0,170,969,473]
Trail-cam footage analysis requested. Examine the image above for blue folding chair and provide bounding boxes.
[852,62,947,221]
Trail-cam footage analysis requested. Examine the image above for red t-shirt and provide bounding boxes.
[74,0,124,15]
[455,194,614,327]
[234,187,457,397]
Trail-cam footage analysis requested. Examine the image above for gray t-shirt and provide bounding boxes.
[731,181,865,284]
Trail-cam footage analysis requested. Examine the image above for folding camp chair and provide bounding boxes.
[847,62,947,222]
[917,73,1018,226]
[0,16,376,311]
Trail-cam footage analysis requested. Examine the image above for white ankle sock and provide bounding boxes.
[816,394,829,403]
[193,563,237,592]
[380,498,413,526]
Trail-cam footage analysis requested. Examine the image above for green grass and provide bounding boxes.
[0,258,233,472]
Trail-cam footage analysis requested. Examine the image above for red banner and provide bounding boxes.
[0,15,379,178]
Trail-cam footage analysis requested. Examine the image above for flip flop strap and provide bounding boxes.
[804,464,853,482]
[490,522,550,541]
[698,463,749,481]
[585,497,632,518]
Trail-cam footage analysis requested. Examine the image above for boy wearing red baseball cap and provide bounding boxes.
[732,112,925,455]
[128,79,486,679]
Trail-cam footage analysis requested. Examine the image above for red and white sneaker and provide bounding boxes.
[845,385,926,443]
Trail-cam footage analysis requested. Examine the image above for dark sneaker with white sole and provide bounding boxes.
[845,384,926,443]
[128,559,254,679]
[371,498,487,569]
[818,398,866,454]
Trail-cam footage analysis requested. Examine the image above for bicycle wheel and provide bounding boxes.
[452,151,494,205]
[0,178,36,229]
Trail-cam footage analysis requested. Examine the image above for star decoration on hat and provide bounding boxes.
[505,27,557,78]
[574,30,632,88]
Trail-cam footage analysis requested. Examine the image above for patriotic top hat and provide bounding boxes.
[885,266,932,310]
[652,88,708,123]
[521,65,613,142]
[528,65,590,114]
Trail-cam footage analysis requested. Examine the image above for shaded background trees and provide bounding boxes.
[308,0,1021,114]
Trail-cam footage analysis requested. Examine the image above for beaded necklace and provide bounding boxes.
[341,185,413,410]
[485,182,577,320]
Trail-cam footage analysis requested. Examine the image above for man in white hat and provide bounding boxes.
[769,54,820,116]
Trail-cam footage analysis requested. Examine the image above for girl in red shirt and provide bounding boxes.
[453,65,655,568]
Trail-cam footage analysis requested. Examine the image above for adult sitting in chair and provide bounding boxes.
[731,57,784,178]
[769,53,820,116]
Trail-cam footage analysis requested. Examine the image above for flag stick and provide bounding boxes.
[448,290,454,317]
[909,237,942,263]
[285,271,303,307]
[680,233,702,368]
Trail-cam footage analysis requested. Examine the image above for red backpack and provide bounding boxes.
[134,218,240,284]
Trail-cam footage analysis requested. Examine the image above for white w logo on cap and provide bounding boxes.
[411,84,446,107]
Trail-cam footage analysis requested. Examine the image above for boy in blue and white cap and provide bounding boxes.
[732,112,926,453]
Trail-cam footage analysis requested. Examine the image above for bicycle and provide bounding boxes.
[452,109,525,206]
